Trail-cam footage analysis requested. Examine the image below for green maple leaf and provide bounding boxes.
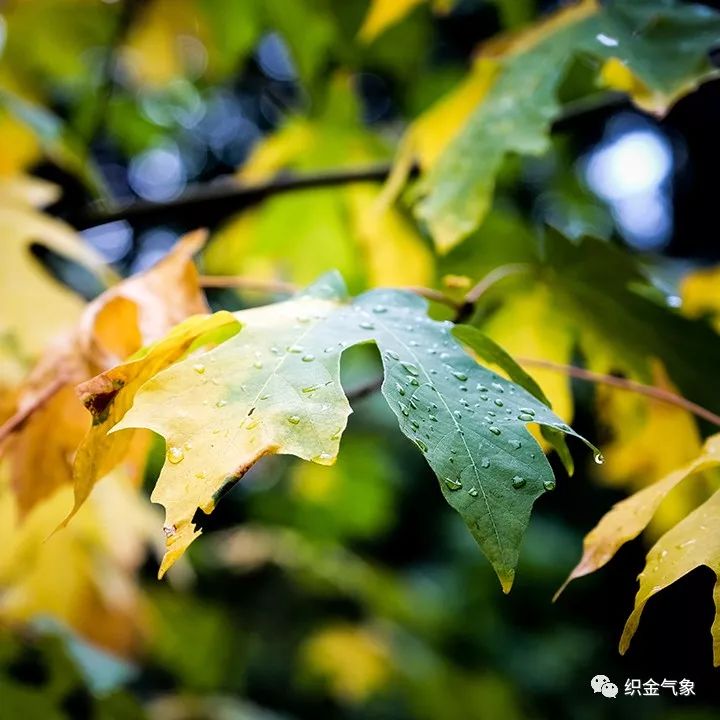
[407,0,720,250]
[80,273,594,589]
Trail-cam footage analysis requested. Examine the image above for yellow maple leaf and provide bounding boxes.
[594,361,704,533]
[620,484,720,666]
[557,433,720,665]
[0,461,158,656]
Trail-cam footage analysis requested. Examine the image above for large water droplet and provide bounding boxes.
[401,362,419,376]
[193,363,206,374]
[512,476,526,489]
[519,407,535,416]
[288,345,303,353]
[518,413,534,422]
[468,487,479,497]
[509,439,521,450]
[167,446,185,464]
[253,360,263,369]
[359,321,375,330]
[395,383,405,396]
[489,426,501,436]
[481,458,490,469]
[494,398,504,407]
[372,305,387,314]
[452,371,468,381]
[415,439,428,452]
[288,415,301,425]
[302,354,315,363]
[594,451,605,465]
[543,479,556,491]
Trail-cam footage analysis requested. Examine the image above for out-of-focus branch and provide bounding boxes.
[516,357,720,428]
[71,165,416,229]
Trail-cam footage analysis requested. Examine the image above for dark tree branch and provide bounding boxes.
[70,164,416,229]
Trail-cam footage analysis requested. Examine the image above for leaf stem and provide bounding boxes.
[515,357,720,428]
[198,276,461,311]
[455,263,532,324]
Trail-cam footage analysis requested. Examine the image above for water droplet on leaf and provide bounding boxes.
[167,446,185,464]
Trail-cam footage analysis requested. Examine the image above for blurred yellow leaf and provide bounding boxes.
[481,287,574,423]
[0,176,109,358]
[0,462,158,656]
[124,0,207,87]
[680,263,720,332]
[301,623,392,702]
[206,77,432,291]
[0,112,41,176]
[595,362,704,532]
[359,0,425,42]
[359,0,455,42]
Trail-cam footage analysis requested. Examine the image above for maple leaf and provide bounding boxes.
[0,231,211,516]
[389,0,720,251]
[557,434,720,665]
[80,273,594,589]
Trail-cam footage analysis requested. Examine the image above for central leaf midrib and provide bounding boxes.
[361,307,504,558]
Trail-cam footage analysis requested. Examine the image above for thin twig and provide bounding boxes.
[0,377,66,444]
[455,263,531,323]
[515,357,720,428]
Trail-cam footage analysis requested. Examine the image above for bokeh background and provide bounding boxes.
[1,1,720,718]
